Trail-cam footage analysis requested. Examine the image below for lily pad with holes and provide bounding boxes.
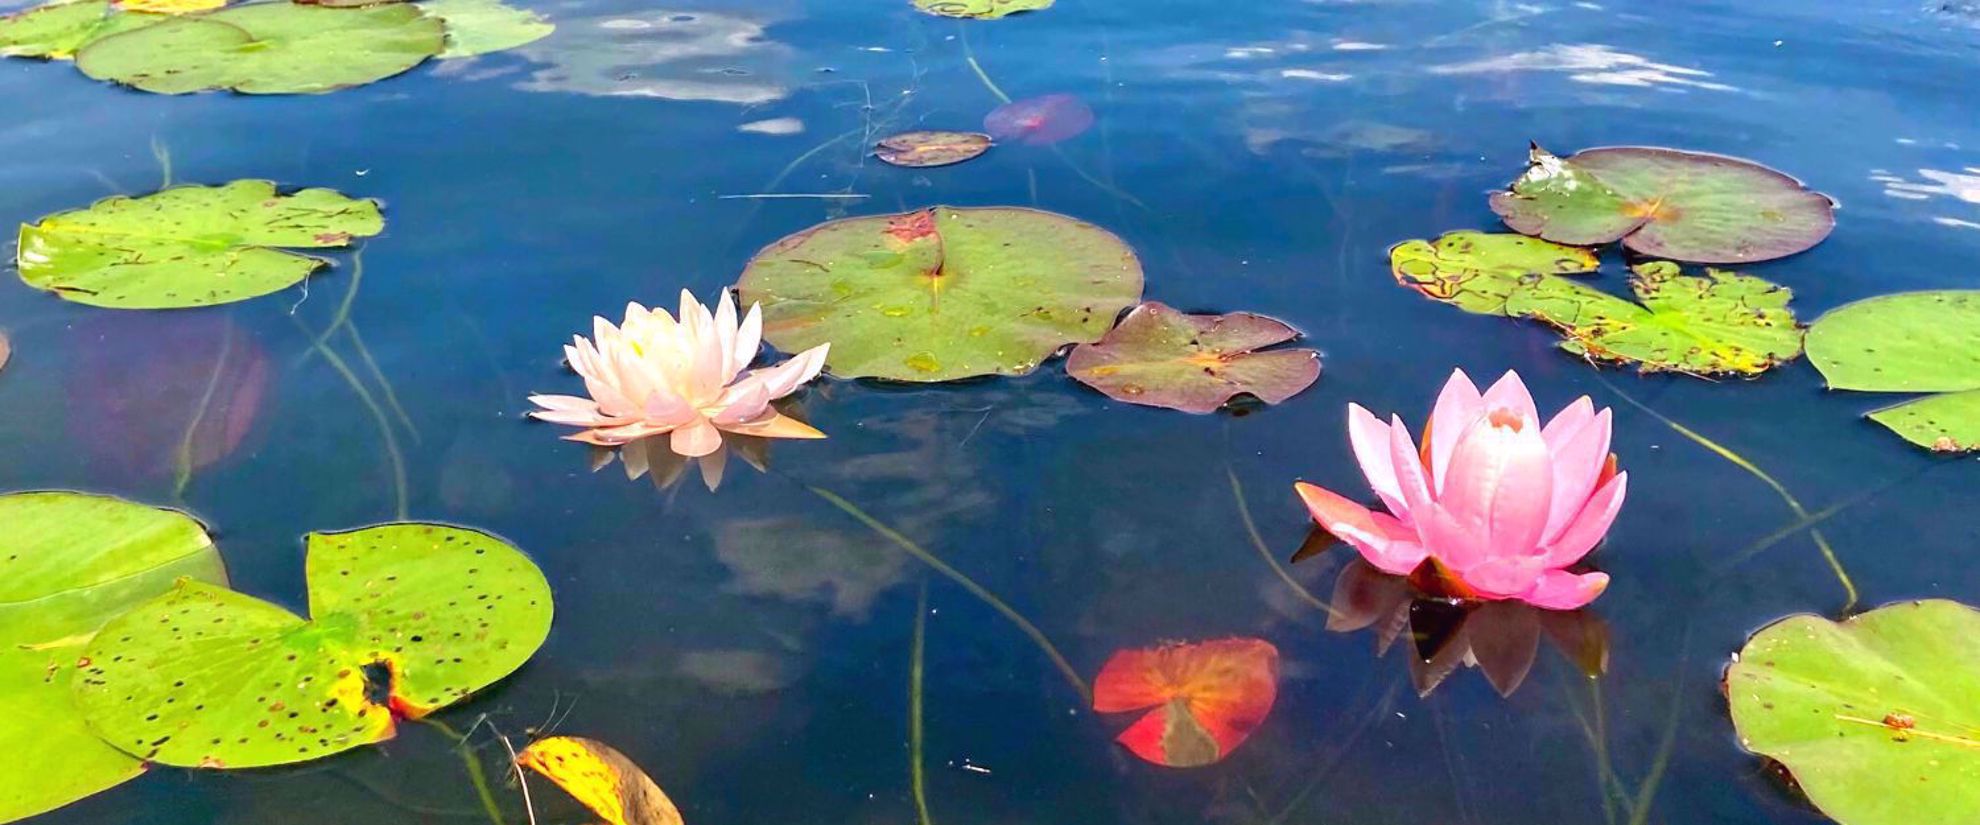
[1489,144,1836,264]
[734,206,1143,382]
[874,131,992,168]
[0,492,225,823]
[75,2,444,95]
[1065,302,1319,413]
[910,0,1051,19]
[420,0,550,58]
[1727,600,1980,825]
[73,523,552,769]
[1391,232,1802,376]
[0,0,159,60]
[16,179,382,310]
[1805,291,1980,451]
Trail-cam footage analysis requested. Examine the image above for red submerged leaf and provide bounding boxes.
[982,94,1094,146]
[883,209,939,244]
[67,313,268,482]
[1092,637,1278,767]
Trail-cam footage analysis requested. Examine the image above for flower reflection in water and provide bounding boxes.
[1325,557,1608,697]
[589,428,776,492]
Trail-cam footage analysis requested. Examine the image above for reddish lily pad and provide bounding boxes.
[1092,638,1278,767]
[1489,144,1836,264]
[983,94,1093,146]
[67,314,267,483]
[73,523,552,769]
[1066,302,1319,413]
[874,130,992,168]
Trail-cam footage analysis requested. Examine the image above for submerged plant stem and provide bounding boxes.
[347,323,420,442]
[1227,466,1339,618]
[807,485,1091,701]
[294,318,410,520]
[1598,378,1857,611]
[418,718,507,825]
[959,28,1149,211]
[171,320,237,500]
[909,583,934,825]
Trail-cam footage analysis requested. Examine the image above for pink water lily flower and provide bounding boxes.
[1294,369,1626,610]
[529,290,829,457]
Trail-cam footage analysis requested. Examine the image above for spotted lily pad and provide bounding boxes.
[1489,144,1836,264]
[75,2,444,95]
[1805,291,1980,452]
[874,131,992,168]
[17,179,382,309]
[0,0,159,60]
[420,0,550,58]
[1391,232,1802,376]
[1092,638,1279,767]
[910,0,1052,19]
[74,523,552,769]
[1065,302,1319,413]
[0,492,225,823]
[735,206,1144,382]
[1728,600,1980,825]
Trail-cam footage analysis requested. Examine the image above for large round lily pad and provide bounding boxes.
[1806,291,1980,451]
[735,206,1144,382]
[1066,302,1320,413]
[1489,144,1836,264]
[75,2,443,95]
[0,0,159,60]
[0,492,225,823]
[1728,600,1980,825]
[74,523,552,769]
[419,0,551,58]
[911,0,1052,19]
[17,179,382,309]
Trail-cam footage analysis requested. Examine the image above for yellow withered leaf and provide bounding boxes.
[516,736,684,825]
[115,0,224,14]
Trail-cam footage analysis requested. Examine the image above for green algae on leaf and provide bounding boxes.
[0,0,159,60]
[17,179,382,309]
[1489,144,1836,264]
[75,2,443,95]
[1065,302,1319,413]
[874,131,993,168]
[1728,600,1980,825]
[1805,290,1980,452]
[420,0,550,58]
[735,206,1143,382]
[1391,231,1801,376]
[73,523,552,769]
[911,0,1052,19]
[0,492,225,823]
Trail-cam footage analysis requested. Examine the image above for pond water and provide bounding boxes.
[4,0,1979,823]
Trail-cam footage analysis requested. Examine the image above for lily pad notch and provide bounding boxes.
[1806,290,1980,452]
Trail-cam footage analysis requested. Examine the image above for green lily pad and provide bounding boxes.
[1065,302,1320,413]
[1391,232,1802,376]
[734,206,1144,382]
[1728,600,1980,825]
[73,523,552,769]
[910,0,1052,19]
[16,179,383,310]
[75,2,443,95]
[0,492,225,823]
[420,0,550,58]
[1489,144,1836,264]
[874,131,993,168]
[1805,291,1980,451]
[0,0,159,59]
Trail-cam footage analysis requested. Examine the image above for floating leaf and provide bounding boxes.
[1065,302,1319,413]
[874,130,992,168]
[1092,638,1278,767]
[0,492,225,823]
[1391,231,1802,376]
[76,2,443,95]
[74,523,552,769]
[420,0,550,58]
[67,314,267,482]
[115,0,220,14]
[1805,291,1980,451]
[1728,600,1980,825]
[735,206,1143,382]
[517,736,684,825]
[1489,144,1835,264]
[0,0,159,60]
[983,94,1093,145]
[17,179,382,309]
[910,0,1051,19]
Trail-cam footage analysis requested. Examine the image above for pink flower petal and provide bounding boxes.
[1456,556,1543,599]
[1518,570,1610,610]
[1427,369,1483,491]
[713,290,741,377]
[1542,408,1613,543]
[1386,414,1433,517]
[1347,404,1408,516]
[710,379,773,425]
[1418,502,1491,571]
[735,302,765,371]
[1479,371,1539,425]
[670,417,725,457]
[1540,396,1595,448]
[1437,412,1551,549]
[1293,482,1427,575]
[1542,471,1628,567]
[748,343,829,399]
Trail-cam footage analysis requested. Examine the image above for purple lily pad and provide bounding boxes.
[1066,302,1320,413]
[66,313,267,482]
[983,94,1094,146]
